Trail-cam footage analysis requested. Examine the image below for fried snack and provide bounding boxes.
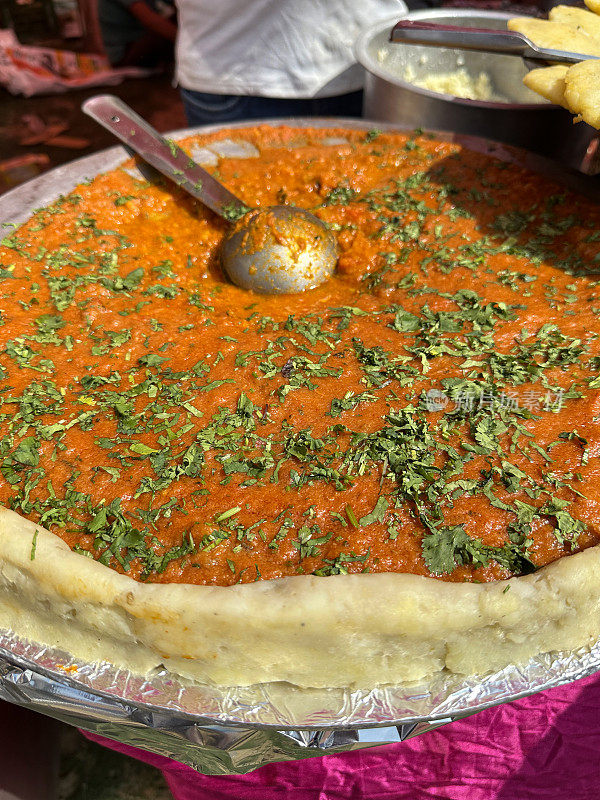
[549,5,600,39]
[509,9,600,128]
[507,17,600,56]
[563,59,600,128]
[523,64,569,107]
[585,0,600,15]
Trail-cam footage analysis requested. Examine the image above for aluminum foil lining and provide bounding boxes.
[1,119,600,775]
[0,626,599,775]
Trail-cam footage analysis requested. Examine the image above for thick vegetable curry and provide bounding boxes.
[2,125,600,587]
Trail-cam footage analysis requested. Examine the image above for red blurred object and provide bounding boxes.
[0,153,49,192]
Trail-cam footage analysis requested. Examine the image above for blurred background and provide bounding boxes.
[0,0,555,194]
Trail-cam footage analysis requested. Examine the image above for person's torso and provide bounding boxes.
[175,0,406,98]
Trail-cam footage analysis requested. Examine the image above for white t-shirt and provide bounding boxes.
[176,0,407,98]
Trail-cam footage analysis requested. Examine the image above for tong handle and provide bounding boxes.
[389,21,597,65]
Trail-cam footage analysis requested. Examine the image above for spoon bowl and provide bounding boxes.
[221,205,338,294]
[82,95,337,294]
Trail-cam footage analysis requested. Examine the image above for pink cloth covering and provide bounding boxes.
[84,672,600,799]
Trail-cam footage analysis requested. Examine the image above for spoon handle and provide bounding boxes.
[389,21,597,64]
[82,95,248,220]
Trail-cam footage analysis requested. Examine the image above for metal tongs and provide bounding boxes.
[390,20,600,66]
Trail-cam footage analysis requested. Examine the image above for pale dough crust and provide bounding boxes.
[1,506,599,689]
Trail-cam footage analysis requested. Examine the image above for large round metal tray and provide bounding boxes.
[3,118,600,225]
[1,119,599,749]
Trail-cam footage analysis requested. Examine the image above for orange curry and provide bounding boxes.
[2,125,600,586]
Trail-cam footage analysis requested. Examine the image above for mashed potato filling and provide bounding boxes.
[403,65,509,102]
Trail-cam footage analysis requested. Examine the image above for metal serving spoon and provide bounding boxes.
[389,21,600,66]
[82,95,337,294]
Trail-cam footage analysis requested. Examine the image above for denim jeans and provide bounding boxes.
[180,88,364,125]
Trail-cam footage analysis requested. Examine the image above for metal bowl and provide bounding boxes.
[355,9,597,172]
